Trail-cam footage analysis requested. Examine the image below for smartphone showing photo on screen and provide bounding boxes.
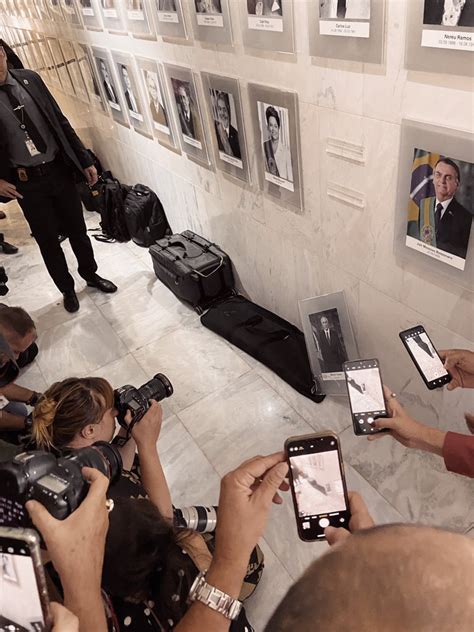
[399,325,451,390]
[0,527,52,631]
[285,432,351,542]
[343,358,388,435]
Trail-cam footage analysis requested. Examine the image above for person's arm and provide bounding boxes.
[0,409,26,430]
[0,382,39,404]
[26,468,109,632]
[175,453,289,632]
[442,432,474,478]
[131,401,173,520]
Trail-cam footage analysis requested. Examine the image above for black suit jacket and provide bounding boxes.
[436,197,473,259]
[0,69,92,203]
[318,328,347,373]
[215,122,241,159]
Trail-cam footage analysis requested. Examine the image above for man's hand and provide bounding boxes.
[0,179,23,199]
[26,467,109,598]
[214,453,289,571]
[51,603,79,632]
[367,386,445,456]
[83,165,98,186]
[325,492,374,546]
[439,349,474,390]
[131,400,163,450]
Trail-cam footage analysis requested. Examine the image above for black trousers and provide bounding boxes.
[16,161,97,292]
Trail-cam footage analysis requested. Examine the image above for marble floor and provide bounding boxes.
[1,202,473,630]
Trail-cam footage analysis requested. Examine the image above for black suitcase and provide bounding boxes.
[149,231,235,313]
[201,295,325,403]
[124,184,172,247]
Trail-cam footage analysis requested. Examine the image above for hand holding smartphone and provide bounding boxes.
[285,432,351,541]
[343,359,388,435]
[399,325,451,390]
[0,527,52,631]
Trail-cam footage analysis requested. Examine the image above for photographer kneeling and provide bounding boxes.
[29,376,173,518]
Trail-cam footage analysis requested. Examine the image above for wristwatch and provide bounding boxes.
[188,571,243,620]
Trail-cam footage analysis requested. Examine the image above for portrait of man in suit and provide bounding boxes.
[310,310,348,374]
[98,57,118,105]
[159,0,177,10]
[119,64,140,116]
[247,0,283,17]
[211,90,241,160]
[319,0,370,20]
[143,69,169,130]
[423,0,474,27]
[408,157,473,260]
[172,79,202,143]
[195,0,222,14]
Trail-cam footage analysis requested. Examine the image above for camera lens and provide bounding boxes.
[174,506,217,533]
[67,441,122,484]
[139,373,174,403]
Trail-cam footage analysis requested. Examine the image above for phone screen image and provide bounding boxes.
[0,540,46,631]
[345,366,385,415]
[404,331,448,383]
[287,434,350,541]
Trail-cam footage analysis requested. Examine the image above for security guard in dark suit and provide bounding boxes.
[0,44,117,312]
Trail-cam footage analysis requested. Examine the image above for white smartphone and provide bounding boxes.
[0,527,52,631]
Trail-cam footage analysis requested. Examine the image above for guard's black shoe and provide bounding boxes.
[63,290,79,313]
[86,274,117,293]
[0,240,18,254]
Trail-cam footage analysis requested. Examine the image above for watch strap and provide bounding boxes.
[189,571,243,621]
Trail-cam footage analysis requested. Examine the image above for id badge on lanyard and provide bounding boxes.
[23,131,41,157]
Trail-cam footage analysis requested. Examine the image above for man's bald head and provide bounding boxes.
[265,525,474,631]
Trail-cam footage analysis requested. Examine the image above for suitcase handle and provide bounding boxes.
[192,256,224,278]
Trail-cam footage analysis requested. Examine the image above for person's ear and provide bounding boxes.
[81,424,97,440]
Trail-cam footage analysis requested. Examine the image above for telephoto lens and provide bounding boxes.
[140,373,174,402]
[174,506,218,533]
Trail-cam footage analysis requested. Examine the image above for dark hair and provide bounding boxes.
[0,306,35,338]
[32,377,114,450]
[103,497,199,623]
[0,40,24,69]
[216,91,230,113]
[265,106,280,128]
[435,158,461,183]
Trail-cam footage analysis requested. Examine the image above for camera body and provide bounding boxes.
[114,373,173,429]
[0,442,122,528]
[0,266,8,296]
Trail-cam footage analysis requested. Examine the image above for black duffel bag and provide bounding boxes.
[201,295,325,403]
[149,231,235,313]
[124,184,172,247]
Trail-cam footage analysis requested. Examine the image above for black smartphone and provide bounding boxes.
[343,358,389,435]
[399,325,452,390]
[0,527,52,631]
[285,432,351,542]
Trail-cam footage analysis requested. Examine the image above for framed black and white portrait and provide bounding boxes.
[92,47,129,126]
[74,41,107,110]
[164,64,210,167]
[46,0,65,20]
[59,39,89,102]
[136,57,180,152]
[124,0,155,38]
[112,51,152,138]
[189,0,233,45]
[98,0,125,32]
[308,0,386,64]
[299,292,358,396]
[202,73,250,183]
[395,119,474,291]
[151,0,188,39]
[240,0,295,53]
[248,84,303,212]
[78,0,102,29]
[406,1,473,75]
[60,0,83,26]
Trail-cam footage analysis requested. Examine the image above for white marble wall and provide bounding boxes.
[3,1,473,425]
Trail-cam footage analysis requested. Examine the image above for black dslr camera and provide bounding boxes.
[113,373,173,444]
[0,442,122,528]
[0,266,8,296]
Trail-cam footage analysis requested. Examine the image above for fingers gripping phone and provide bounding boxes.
[285,433,351,542]
[399,325,452,390]
[0,527,52,631]
[343,358,389,435]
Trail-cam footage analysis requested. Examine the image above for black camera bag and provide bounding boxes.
[94,176,132,243]
[200,295,325,403]
[123,184,172,247]
[149,231,235,313]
